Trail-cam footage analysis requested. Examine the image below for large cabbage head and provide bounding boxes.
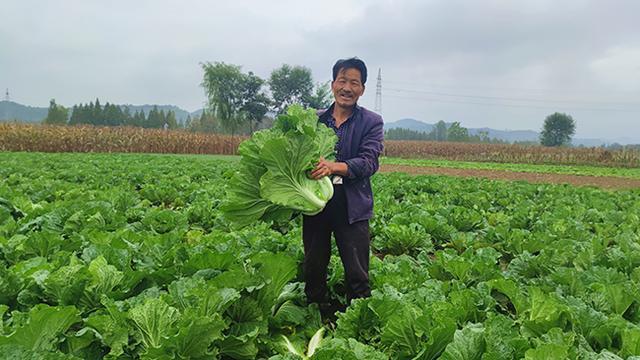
[221,105,337,227]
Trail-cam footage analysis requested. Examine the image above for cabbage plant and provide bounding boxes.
[221,105,337,228]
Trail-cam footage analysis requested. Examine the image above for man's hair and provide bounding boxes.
[332,57,368,85]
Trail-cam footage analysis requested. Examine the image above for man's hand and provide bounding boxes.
[310,157,334,180]
[310,157,349,180]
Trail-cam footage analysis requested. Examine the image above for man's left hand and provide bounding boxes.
[310,157,334,180]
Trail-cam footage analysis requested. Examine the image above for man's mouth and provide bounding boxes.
[339,93,353,100]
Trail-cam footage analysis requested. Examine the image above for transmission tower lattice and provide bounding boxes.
[374,68,382,113]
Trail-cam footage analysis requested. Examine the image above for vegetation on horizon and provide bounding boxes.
[383,140,640,167]
[385,120,509,144]
[2,123,639,168]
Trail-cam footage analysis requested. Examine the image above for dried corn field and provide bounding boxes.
[2,124,639,167]
[0,123,244,155]
[384,140,640,168]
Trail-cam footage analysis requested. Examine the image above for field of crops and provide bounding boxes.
[383,140,640,168]
[0,123,243,154]
[2,152,640,359]
[380,158,640,179]
[3,123,640,168]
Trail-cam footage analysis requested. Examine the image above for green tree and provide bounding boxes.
[74,103,91,125]
[540,112,576,146]
[146,106,163,128]
[201,62,248,136]
[434,120,448,141]
[195,109,219,132]
[43,99,68,125]
[103,102,122,126]
[122,106,132,126]
[202,62,270,136]
[165,110,178,129]
[129,110,146,127]
[69,105,80,125]
[304,81,333,110]
[385,128,433,141]
[240,71,270,134]
[92,98,102,125]
[447,122,469,142]
[269,64,314,114]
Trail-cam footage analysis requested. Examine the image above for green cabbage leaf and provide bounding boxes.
[222,105,337,227]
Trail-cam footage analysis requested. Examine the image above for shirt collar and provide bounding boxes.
[326,102,361,122]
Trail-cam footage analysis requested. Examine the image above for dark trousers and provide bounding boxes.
[302,185,371,304]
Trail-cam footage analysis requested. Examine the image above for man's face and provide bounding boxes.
[331,68,365,108]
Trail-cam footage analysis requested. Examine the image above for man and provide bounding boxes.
[305,57,384,312]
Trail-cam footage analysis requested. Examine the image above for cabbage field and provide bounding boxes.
[1,152,640,359]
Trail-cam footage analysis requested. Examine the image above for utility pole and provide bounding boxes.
[374,68,382,114]
[4,88,9,102]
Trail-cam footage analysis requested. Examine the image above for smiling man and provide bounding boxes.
[305,58,384,315]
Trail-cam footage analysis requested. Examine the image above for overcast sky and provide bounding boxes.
[2,0,639,141]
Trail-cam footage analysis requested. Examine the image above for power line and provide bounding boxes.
[375,68,382,113]
[384,79,640,97]
[384,93,640,113]
[385,87,640,107]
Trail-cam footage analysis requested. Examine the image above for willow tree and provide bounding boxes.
[201,62,270,136]
[201,62,245,137]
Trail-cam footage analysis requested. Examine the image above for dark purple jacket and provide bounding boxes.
[318,104,384,224]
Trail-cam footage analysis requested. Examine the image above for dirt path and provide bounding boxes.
[379,164,640,190]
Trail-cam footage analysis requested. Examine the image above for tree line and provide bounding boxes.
[43,63,333,135]
[384,120,508,144]
[43,99,180,129]
[41,60,580,146]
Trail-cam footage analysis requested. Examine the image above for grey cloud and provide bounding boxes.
[1,0,639,141]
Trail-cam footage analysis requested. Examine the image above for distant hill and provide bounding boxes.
[384,118,540,143]
[0,101,48,122]
[383,117,635,146]
[467,127,539,143]
[385,118,436,133]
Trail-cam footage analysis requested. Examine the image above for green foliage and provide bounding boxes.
[67,99,180,129]
[435,120,448,141]
[221,105,337,228]
[541,112,576,146]
[269,64,314,114]
[446,121,469,142]
[304,81,333,110]
[384,127,435,141]
[1,151,640,358]
[43,99,69,125]
[241,71,271,134]
[384,122,506,143]
[202,62,271,136]
[0,304,80,353]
